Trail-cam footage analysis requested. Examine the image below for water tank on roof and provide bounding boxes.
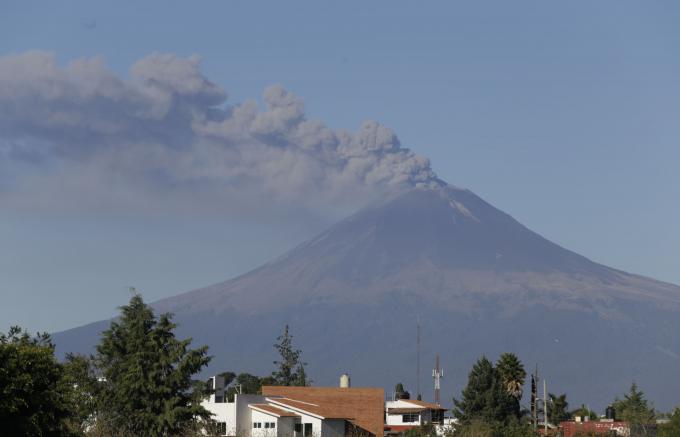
[340,373,351,388]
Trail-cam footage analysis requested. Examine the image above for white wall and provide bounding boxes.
[202,393,270,437]
[385,412,421,426]
[251,410,279,437]
[202,399,236,435]
[385,400,422,426]
[236,394,267,437]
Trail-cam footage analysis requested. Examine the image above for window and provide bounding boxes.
[217,422,227,435]
[265,422,276,429]
[295,423,303,433]
[304,423,313,437]
[403,413,419,423]
[253,422,262,429]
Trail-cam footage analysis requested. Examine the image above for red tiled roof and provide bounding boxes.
[249,404,299,418]
[267,397,351,420]
[262,386,384,437]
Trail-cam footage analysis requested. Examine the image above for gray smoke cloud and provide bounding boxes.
[0,51,439,216]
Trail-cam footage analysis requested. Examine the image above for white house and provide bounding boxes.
[201,377,384,437]
[384,399,447,434]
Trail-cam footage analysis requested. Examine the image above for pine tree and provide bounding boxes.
[272,325,308,386]
[295,364,309,386]
[453,354,525,426]
[453,356,495,423]
[95,293,212,437]
[612,383,655,436]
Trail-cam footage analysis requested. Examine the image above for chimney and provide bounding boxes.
[340,373,351,388]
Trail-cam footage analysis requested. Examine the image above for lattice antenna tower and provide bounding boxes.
[432,354,444,405]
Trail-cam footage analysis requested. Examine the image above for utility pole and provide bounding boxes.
[531,365,538,431]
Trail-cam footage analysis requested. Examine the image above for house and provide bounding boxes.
[384,399,447,434]
[201,376,384,437]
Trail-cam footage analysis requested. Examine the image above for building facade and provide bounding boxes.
[384,399,447,434]
[202,378,384,437]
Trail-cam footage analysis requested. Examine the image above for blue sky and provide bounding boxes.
[1,1,679,333]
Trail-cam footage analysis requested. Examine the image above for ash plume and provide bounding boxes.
[0,51,440,215]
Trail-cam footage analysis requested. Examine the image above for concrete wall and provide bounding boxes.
[276,416,296,437]
[321,419,346,437]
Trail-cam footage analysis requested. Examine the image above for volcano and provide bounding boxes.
[53,185,680,410]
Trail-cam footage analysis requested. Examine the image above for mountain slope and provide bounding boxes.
[53,185,680,410]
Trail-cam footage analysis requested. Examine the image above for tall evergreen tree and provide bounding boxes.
[272,325,308,386]
[295,363,310,387]
[95,293,212,437]
[453,356,495,423]
[453,354,525,426]
[612,383,655,436]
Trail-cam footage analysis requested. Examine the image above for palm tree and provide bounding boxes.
[495,353,526,399]
[548,393,570,424]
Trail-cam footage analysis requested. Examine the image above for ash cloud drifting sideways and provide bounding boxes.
[0,51,440,217]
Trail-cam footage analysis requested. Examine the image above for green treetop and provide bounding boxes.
[495,353,526,400]
[453,354,524,426]
[547,393,571,425]
[0,327,78,437]
[272,324,308,386]
[94,293,212,437]
[395,382,411,400]
[612,383,655,436]
[658,407,680,437]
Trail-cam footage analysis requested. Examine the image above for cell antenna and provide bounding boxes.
[433,354,443,405]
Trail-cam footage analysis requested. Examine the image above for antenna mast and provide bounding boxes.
[416,318,421,400]
[432,354,443,405]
